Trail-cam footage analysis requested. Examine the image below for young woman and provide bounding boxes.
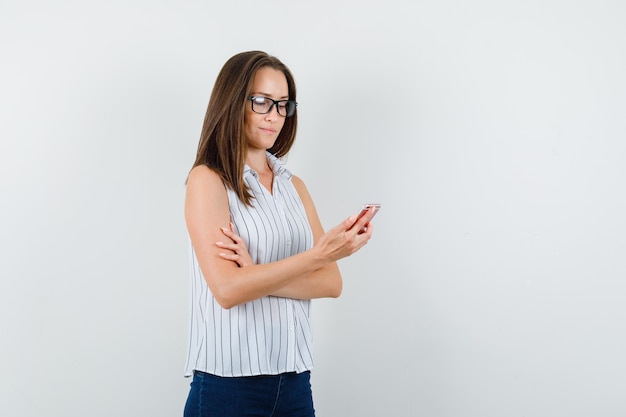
[183,51,377,417]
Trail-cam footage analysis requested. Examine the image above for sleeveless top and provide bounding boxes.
[184,152,315,377]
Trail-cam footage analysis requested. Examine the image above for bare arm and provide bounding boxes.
[185,166,375,309]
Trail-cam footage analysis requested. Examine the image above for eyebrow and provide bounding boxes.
[251,92,290,100]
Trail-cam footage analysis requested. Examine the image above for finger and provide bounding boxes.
[339,215,359,232]
[219,226,231,239]
[227,222,238,239]
[358,219,377,234]
[358,222,374,237]
[220,227,241,243]
[216,241,239,253]
[346,214,358,225]
[218,253,243,267]
[360,207,377,223]
[218,252,238,261]
[345,208,376,233]
[346,216,369,236]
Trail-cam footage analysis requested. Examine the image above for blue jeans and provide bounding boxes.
[184,370,315,417]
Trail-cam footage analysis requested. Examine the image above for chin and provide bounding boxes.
[261,138,279,149]
[249,140,277,151]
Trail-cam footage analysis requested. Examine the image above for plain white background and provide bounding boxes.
[2,0,626,416]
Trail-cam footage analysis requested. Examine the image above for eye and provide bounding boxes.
[251,97,272,112]
[281,101,296,116]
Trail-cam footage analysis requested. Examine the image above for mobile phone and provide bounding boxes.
[353,203,381,233]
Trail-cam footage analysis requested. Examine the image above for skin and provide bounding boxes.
[185,67,376,309]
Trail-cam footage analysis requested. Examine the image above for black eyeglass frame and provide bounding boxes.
[247,96,298,117]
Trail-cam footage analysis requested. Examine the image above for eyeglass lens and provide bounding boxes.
[250,97,296,117]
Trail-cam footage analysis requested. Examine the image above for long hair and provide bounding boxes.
[191,51,298,205]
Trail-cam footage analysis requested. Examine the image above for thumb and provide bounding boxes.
[343,214,359,231]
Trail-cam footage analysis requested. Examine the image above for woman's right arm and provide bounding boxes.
[185,165,374,309]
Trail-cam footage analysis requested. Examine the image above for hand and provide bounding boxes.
[216,223,253,267]
[314,208,375,263]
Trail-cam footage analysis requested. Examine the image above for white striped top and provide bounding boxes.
[184,152,315,377]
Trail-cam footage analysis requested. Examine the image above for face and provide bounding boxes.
[244,67,289,152]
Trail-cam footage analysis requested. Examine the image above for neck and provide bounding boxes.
[246,150,271,174]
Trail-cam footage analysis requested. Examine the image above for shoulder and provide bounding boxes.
[187,164,222,183]
[290,173,304,187]
[185,165,228,206]
[290,174,314,205]
[187,165,226,193]
[290,174,324,235]
[290,174,308,194]
[185,165,231,227]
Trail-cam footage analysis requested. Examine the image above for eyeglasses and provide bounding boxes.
[247,96,298,117]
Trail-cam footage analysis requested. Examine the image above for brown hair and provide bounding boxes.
[191,51,298,205]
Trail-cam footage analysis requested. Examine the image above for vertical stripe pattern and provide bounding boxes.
[185,152,315,377]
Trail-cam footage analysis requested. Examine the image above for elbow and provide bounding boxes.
[211,285,241,310]
[328,265,342,298]
[215,297,237,310]
[324,271,343,298]
[329,280,342,299]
